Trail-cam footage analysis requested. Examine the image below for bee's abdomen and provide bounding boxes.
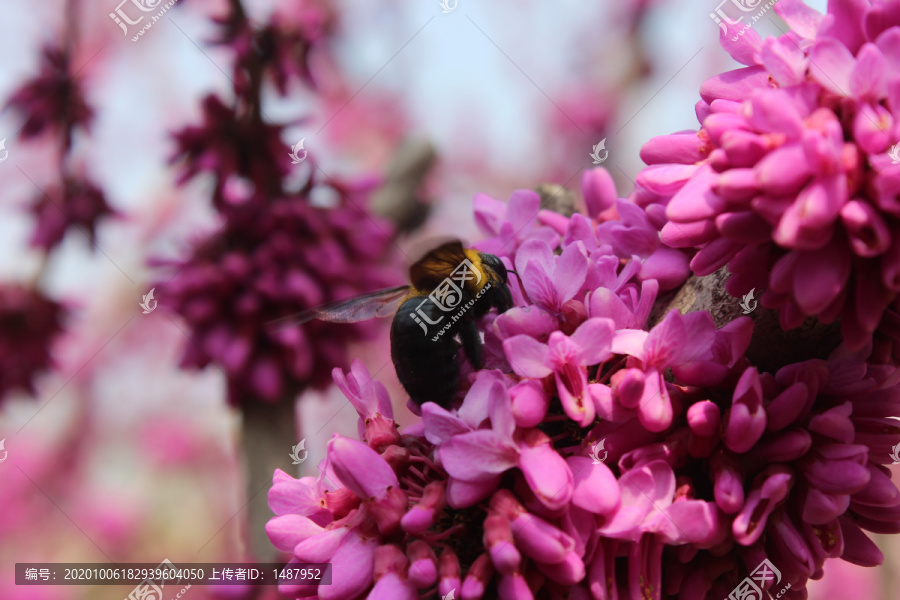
[390,296,460,408]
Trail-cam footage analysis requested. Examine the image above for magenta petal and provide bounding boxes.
[732,467,792,545]
[635,164,698,196]
[318,534,377,600]
[510,512,576,564]
[793,238,852,314]
[640,247,691,291]
[581,167,618,218]
[566,456,621,516]
[266,514,326,552]
[294,528,347,563]
[850,43,889,101]
[720,21,763,66]
[564,213,598,250]
[648,499,726,547]
[269,474,327,517]
[644,310,685,367]
[498,574,535,600]
[600,461,674,541]
[773,0,822,39]
[640,131,711,165]
[660,218,717,248]
[690,237,742,276]
[687,400,720,437]
[329,437,399,500]
[612,329,649,357]
[760,36,807,87]
[665,165,726,222]
[570,317,615,364]
[523,260,561,312]
[368,574,417,600]
[519,442,574,510]
[503,335,552,379]
[509,380,550,428]
[802,488,850,524]
[506,190,542,231]
[756,144,813,196]
[748,89,803,139]
[699,66,769,103]
[838,516,884,566]
[441,431,519,482]
[637,370,674,433]
[515,239,554,279]
[494,306,558,341]
[775,179,845,250]
[809,37,856,95]
[445,476,500,509]
[473,193,506,235]
[553,243,589,305]
[712,458,745,514]
[841,199,891,257]
[421,403,470,446]
[588,288,638,329]
[724,368,767,453]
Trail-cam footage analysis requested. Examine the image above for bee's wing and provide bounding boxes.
[267,285,411,332]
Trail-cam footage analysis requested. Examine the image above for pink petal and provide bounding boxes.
[570,317,615,365]
[773,0,822,39]
[793,238,852,315]
[329,437,399,500]
[441,431,519,482]
[503,335,552,378]
[809,37,856,95]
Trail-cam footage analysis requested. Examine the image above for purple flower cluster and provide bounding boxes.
[160,178,397,405]
[266,177,900,598]
[5,44,115,252]
[0,285,65,402]
[163,0,401,406]
[635,0,900,353]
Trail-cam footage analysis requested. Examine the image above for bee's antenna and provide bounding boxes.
[507,270,519,278]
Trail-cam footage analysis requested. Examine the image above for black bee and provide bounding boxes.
[272,241,514,407]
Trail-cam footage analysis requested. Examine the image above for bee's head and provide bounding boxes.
[479,252,508,284]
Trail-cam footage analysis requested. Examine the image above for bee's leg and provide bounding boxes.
[458,319,484,370]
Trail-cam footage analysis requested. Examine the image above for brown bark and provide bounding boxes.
[649,266,843,374]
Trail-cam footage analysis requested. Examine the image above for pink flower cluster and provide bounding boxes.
[266,176,900,598]
[636,0,900,353]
